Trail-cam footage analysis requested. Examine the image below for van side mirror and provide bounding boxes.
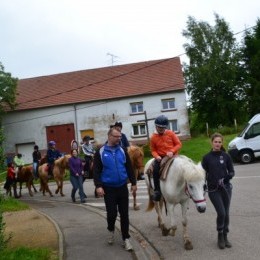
[244,132,250,139]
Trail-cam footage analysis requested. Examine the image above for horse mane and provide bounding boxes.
[55,155,71,168]
[127,145,144,169]
[175,155,205,182]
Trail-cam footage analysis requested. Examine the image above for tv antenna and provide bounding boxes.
[107,52,119,66]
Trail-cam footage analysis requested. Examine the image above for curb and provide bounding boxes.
[36,210,64,260]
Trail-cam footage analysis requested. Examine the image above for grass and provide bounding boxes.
[0,195,57,259]
[180,134,237,162]
[1,246,57,260]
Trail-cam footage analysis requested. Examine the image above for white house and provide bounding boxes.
[3,57,190,163]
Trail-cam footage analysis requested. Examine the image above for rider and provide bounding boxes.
[150,115,182,201]
[81,135,95,178]
[114,121,130,149]
[46,141,62,179]
[13,153,25,178]
[32,145,41,180]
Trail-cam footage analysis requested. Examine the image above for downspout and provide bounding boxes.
[73,104,79,143]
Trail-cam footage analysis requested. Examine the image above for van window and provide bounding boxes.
[246,122,260,138]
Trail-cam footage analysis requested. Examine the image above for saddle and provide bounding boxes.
[145,156,175,180]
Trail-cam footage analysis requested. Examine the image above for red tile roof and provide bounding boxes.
[15,57,184,111]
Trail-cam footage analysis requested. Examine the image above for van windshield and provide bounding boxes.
[238,123,250,137]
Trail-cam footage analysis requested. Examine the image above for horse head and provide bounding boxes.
[128,145,144,170]
[183,160,206,213]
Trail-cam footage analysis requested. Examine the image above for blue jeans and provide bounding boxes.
[70,175,85,202]
[33,162,39,179]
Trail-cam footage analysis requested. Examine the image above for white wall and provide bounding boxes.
[2,91,190,155]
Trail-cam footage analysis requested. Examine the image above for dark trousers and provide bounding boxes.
[153,160,161,192]
[208,185,232,233]
[103,184,130,240]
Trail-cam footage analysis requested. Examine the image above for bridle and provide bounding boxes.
[185,182,206,204]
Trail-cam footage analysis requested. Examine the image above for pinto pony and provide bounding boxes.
[145,155,206,250]
[38,155,70,197]
[127,145,144,210]
[16,165,38,197]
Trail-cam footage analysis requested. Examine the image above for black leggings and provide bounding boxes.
[103,184,130,240]
[208,186,232,233]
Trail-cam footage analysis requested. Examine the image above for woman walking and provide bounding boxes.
[202,133,235,249]
[68,149,86,203]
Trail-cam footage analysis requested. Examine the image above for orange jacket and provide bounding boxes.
[150,130,182,158]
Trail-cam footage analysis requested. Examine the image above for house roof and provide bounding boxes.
[15,57,185,111]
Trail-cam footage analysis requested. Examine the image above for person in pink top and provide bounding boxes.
[150,115,182,201]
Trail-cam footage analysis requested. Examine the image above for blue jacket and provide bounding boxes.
[47,149,62,164]
[93,144,136,188]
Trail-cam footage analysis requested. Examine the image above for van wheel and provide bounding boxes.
[240,150,254,164]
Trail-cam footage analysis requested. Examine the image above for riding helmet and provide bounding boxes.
[34,145,39,150]
[155,115,169,128]
[48,140,56,146]
[83,135,91,141]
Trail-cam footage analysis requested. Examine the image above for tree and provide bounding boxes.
[242,19,260,117]
[182,14,246,129]
[0,62,18,169]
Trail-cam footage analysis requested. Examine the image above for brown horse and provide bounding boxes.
[53,155,71,196]
[38,155,70,197]
[127,145,144,210]
[16,165,38,197]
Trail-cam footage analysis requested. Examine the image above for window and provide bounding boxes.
[247,122,260,138]
[132,124,146,136]
[162,98,175,110]
[130,102,143,114]
[168,120,178,132]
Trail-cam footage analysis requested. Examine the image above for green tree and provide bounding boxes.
[0,62,18,169]
[182,14,246,129]
[242,19,260,117]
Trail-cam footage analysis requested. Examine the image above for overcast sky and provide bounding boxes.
[1,0,259,79]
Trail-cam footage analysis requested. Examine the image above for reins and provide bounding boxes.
[185,183,206,204]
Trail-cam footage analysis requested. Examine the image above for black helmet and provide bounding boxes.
[155,115,168,128]
[83,135,91,141]
[34,145,39,150]
[114,121,122,128]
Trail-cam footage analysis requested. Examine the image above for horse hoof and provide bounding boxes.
[184,241,193,250]
[55,190,59,194]
[61,194,65,197]
[134,205,140,211]
[50,194,54,197]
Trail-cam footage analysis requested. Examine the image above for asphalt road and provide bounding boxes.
[15,161,260,260]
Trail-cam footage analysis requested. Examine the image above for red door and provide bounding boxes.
[46,124,75,154]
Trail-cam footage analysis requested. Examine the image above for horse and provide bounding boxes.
[16,165,38,197]
[127,145,144,210]
[145,155,206,250]
[38,155,70,197]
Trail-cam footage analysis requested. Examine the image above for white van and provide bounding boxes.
[228,114,260,163]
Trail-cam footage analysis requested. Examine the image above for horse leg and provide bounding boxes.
[154,200,168,235]
[133,190,140,210]
[181,201,193,250]
[167,203,177,237]
[55,179,60,194]
[19,182,22,197]
[46,183,53,197]
[60,179,64,196]
[32,181,37,193]
[28,180,34,196]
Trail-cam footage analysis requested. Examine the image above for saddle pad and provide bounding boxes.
[160,157,175,180]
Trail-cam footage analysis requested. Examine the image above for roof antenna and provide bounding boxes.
[107,53,118,66]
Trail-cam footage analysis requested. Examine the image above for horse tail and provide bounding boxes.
[146,195,155,212]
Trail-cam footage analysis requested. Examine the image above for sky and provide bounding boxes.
[1,0,260,79]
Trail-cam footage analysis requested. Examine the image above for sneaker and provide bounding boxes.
[152,190,161,201]
[124,238,133,251]
[107,231,114,245]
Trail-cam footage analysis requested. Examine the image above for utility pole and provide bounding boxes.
[137,111,155,143]
[107,52,118,66]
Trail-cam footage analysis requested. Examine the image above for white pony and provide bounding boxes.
[145,155,206,250]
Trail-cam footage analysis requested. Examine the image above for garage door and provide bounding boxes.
[16,143,34,164]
